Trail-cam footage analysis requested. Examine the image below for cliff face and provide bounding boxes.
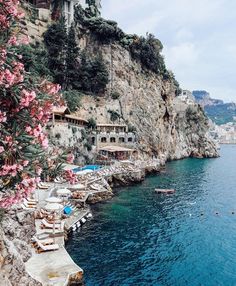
[76,38,218,160]
[0,210,41,286]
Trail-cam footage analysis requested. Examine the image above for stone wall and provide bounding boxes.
[21,3,51,43]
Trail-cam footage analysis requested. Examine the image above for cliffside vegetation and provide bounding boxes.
[74,4,181,95]
[19,18,109,111]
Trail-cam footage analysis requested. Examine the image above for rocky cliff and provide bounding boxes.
[75,36,218,160]
[0,210,41,286]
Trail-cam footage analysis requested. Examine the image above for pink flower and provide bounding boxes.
[23,160,29,167]
[8,36,18,46]
[20,89,36,108]
[67,153,74,164]
[0,111,7,123]
[41,138,48,148]
[0,146,4,153]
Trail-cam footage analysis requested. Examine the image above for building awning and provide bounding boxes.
[65,115,88,123]
[52,106,70,115]
[99,145,135,153]
[97,123,127,127]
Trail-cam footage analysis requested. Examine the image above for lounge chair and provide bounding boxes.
[32,236,54,247]
[36,240,59,253]
[37,182,48,189]
[21,204,36,210]
[54,177,66,183]
[23,199,37,207]
[40,219,62,229]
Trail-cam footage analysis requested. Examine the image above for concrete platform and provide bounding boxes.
[25,247,83,286]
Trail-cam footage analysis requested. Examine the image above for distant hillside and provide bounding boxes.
[192,90,236,125]
[192,90,223,107]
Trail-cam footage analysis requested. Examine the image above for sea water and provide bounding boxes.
[66,145,236,286]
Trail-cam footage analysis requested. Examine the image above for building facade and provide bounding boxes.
[24,0,101,28]
[91,124,136,148]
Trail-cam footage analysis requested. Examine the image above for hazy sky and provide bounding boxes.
[101,0,236,102]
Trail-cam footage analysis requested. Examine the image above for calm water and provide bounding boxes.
[66,145,236,286]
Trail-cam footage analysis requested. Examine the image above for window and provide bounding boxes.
[128,137,133,142]
[101,137,107,143]
[63,0,73,27]
[119,137,125,143]
[110,137,116,143]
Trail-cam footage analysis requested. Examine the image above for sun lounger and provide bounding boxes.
[40,219,62,229]
[36,241,59,253]
[37,182,49,189]
[54,177,66,183]
[32,236,54,247]
[21,204,36,210]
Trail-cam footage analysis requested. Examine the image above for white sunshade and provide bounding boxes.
[44,203,63,211]
[45,197,62,203]
[76,169,93,175]
[68,183,86,190]
[57,189,72,196]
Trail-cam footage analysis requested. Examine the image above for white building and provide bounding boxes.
[178,90,195,105]
[63,0,101,27]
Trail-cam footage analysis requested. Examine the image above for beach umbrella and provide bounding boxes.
[45,197,62,203]
[44,203,63,243]
[57,189,72,204]
[44,203,63,211]
[76,170,93,176]
[57,188,71,196]
[68,183,86,190]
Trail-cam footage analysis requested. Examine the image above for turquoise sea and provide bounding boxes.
[66,145,236,286]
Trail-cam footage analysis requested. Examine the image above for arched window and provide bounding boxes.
[101,137,107,143]
[128,137,133,142]
[110,137,116,143]
[119,137,125,143]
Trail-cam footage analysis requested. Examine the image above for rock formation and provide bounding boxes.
[75,39,219,160]
[0,209,42,286]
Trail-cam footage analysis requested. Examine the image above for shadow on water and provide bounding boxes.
[66,145,236,286]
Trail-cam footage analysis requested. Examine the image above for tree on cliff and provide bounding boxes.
[43,18,67,87]
[65,25,80,90]
[0,1,64,208]
[90,54,109,94]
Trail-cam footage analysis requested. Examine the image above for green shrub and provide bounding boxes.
[108,110,120,122]
[17,43,51,80]
[128,124,137,133]
[111,91,120,100]
[63,90,81,112]
[74,6,124,43]
[81,129,88,140]
[84,142,92,151]
[129,33,166,74]
[87,118,97,129]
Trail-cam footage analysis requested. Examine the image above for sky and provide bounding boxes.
[101,0,236,102]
